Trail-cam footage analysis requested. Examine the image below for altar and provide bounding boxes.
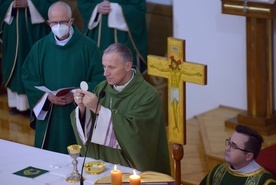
[0,139,135,185]
[0,139,175,185]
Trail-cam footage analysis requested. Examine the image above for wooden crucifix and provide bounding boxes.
[147,37,207,184]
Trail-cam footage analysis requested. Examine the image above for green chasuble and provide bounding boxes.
[0,0,56,93]
[200,163,276,185]
[22,25,105,154]
[78,0,148,73]
[71,67,171,175]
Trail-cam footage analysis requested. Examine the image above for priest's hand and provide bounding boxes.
[74,89,86,118]
[82,90,101,114]
[13,0,28,8]
[98,0,111,15]
[74,90,86,107]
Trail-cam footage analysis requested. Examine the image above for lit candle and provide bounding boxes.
[129,170,141,185]
[111,164,122,185]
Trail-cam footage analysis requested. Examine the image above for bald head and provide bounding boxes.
[48,1,72,20]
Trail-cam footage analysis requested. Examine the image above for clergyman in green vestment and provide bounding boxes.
[71,43,170,175]
[78,0,148,73]
[200,125,276,185]
[22,2,104,154]
[0,0,57,113]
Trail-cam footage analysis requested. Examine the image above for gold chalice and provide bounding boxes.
[66,144,82,183]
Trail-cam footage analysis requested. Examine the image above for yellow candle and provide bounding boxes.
[129,170,141,185]
[111,165,122,185]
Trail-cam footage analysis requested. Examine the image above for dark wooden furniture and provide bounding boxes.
[221,0,276,135]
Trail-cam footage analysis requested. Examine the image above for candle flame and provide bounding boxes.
[133,169,137,175]
[114,164,117,170]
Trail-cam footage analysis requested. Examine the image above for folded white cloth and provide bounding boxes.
[108,3,128,31]
[88,2,128,31]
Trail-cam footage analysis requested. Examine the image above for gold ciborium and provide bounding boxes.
[66,144,82,183]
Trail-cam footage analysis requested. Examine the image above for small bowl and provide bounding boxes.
[84,161,105,174]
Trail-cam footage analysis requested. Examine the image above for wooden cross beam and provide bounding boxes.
[147,37,207,184]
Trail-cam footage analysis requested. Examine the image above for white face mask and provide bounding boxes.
[51,24,69,39]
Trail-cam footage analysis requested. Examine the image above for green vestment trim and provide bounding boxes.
[201,163,276,185]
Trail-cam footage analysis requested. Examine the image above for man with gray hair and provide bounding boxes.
[71,43,170,175]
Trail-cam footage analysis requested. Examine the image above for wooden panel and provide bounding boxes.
[144,2,173,128]
[146,3,173,56]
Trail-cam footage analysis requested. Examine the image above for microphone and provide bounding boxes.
[98,91,106,103]
[80,91,105,185]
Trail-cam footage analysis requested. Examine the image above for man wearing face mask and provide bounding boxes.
[22,1,104,154]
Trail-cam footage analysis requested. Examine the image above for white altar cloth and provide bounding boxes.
[0,139,134,185]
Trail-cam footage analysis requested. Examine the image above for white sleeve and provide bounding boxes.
[33,93,49,120]
[4,2,14,24]
[91,106,121,149]
[27,0,45,24]
[108,3,128,31]
[75,107,93,144]
[88,4,102,29]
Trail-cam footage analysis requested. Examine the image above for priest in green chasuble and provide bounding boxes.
[200,125,276,185]
[22,2,104,154]
[78,0,148,73]
[71,43,170,175]
[0,0,57,114]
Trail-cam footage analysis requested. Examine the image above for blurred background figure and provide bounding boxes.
[0,0,57,115]
[78,0,148,73]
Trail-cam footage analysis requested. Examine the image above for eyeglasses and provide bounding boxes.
[225,138,251,153]
[48,19,71,26]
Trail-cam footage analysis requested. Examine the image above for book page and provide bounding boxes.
[35,86,76,96]
[35,86,54,94]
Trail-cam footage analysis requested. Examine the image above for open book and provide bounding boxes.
[35,86,76,96]
[95,171,175,184]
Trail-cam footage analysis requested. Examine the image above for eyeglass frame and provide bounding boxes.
[225,138,252,153]
[47,19,72,26]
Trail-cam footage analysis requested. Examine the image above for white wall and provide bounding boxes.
[173,0,276,119]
